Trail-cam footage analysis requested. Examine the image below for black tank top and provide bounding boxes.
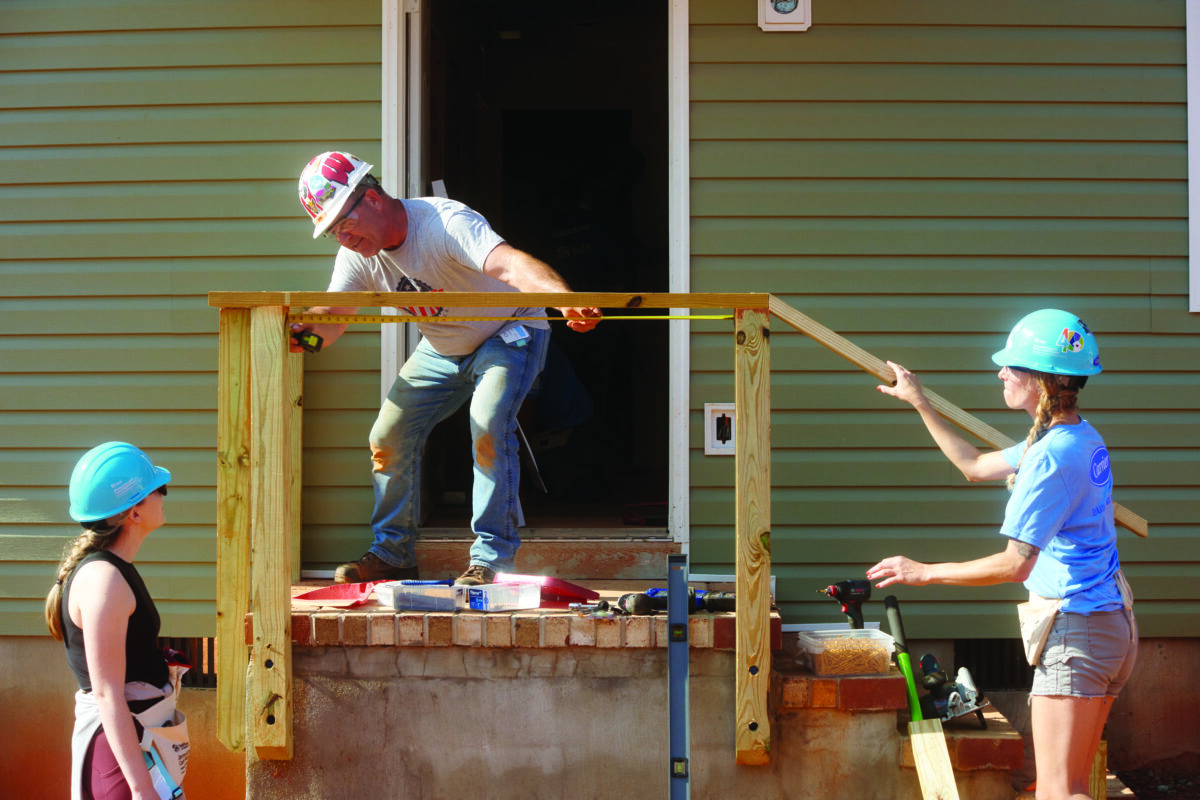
[62,550,168,692]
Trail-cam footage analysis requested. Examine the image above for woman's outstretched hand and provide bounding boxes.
[866,555,931,588]
[877,360,929,409]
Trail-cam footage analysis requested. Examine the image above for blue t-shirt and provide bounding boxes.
[999,420,1123,614]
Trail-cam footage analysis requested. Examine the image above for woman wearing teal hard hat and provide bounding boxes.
[46,442,191,799]
[866,310,1137,800]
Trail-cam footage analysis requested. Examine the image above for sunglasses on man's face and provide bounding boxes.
[323,191,366,240]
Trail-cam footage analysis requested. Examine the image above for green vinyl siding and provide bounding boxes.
[687,0,1200,637]
[0,0,382,636]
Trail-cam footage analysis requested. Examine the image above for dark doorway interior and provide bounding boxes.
[420,2,669,532]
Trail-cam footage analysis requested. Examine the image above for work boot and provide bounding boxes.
[454,565,496,586]
[334,552,418,584]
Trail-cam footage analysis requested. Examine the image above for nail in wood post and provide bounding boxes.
[734,307,771,765]
[248,306,294,760]
[216,308,250,752]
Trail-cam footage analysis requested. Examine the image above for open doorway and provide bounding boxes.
[419,2,669,533]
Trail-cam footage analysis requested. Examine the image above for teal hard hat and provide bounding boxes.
[68,442,171,522]
[991,309,1102,377]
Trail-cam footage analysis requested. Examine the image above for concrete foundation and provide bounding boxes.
[245,646,1015,800]
[5,634,1197,798]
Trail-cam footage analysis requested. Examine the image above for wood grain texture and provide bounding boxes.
[248,306,293,760]
[909,718,961,800]
[734,308,771,765]
[215,308,250,752]
[767,297,1149,538]
[209,291,770,310]
[288,354,303,582]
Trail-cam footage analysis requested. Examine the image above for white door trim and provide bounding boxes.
[668,0,691,547]
[378,2,692,547]
[380,0,423,402]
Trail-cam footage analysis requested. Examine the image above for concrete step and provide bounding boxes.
[413,536,681,581]
[899,707,1025,778]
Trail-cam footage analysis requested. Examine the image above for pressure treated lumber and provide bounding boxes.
[767,296,1149,538]
[909,719,961,800]
[215,308,250,753]
[207,290,1151,769]
[734,308,772,765]
[247,306,294,760]
[288,356,303,581]
[208,290,769,310]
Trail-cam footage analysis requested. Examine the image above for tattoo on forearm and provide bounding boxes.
[1015,541,1040,559]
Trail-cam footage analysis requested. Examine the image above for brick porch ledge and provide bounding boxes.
[260,606,783,650]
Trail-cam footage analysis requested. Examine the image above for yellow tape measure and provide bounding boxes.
[287,313,733,324]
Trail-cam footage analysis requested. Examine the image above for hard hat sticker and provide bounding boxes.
[1058,327,1084,353]
[317,152,356,185]
[110,476,143,503]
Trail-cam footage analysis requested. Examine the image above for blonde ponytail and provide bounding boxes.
[44,515,128,641]
[1006,371,1084,490]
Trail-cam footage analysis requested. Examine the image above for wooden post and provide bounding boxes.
[1090,740,1108,800]
[247,306,294,760]
[734,307,772,765]
[288,353,303,582]
[215,308,251,752]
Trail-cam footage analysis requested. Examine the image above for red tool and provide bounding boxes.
[292,581,388,608]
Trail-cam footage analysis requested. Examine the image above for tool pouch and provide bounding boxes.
[132,659,191,799]
[1017,592,1062,667]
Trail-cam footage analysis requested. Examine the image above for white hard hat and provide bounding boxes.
[298,151,376,238]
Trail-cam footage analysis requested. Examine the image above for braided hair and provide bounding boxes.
[44,512,130,642]
[1006,370,1088,491]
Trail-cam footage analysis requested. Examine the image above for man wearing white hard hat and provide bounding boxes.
[293,151,602,587]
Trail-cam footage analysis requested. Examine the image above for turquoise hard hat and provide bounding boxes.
[68,442,171,522]
[991,309,1102,377]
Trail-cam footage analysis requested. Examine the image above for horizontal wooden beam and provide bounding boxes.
[208,291,770,310]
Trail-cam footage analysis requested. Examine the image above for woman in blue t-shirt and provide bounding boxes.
[45,442,174,800]
[866,309,1137,800]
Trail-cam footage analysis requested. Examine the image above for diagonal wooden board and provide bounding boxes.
[910,719,960,800]
[767,296,1149,538]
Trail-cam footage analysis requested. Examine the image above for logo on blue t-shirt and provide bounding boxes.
[1089,447,1111,487]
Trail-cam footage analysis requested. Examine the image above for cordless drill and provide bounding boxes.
[820,579,872,629]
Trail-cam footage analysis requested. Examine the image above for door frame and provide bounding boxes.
[379,0,692,548]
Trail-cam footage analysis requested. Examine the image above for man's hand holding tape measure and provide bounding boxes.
[288,305,355,354]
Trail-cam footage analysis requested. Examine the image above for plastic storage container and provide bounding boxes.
[375,581,457,612]
[795,628,895,677]
[454,582,541,612]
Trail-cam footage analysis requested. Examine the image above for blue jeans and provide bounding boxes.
[367,327,549,573]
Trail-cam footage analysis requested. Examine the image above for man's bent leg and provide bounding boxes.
[366,341,470,569]
[464,329,549,574]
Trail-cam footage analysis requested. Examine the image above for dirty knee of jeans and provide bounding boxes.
[474,432,496,471]
[370,443,393,473]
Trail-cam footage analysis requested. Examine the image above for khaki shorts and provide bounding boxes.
[1032,609,1138,698]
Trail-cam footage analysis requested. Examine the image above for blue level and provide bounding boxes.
[668,554,689,800]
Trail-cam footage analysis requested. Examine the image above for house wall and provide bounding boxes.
[686,0,1200,639]
[2,0,1197,640]
[0,0,383,636]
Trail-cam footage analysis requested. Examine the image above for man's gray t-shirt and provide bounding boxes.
[326,197,547,356]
